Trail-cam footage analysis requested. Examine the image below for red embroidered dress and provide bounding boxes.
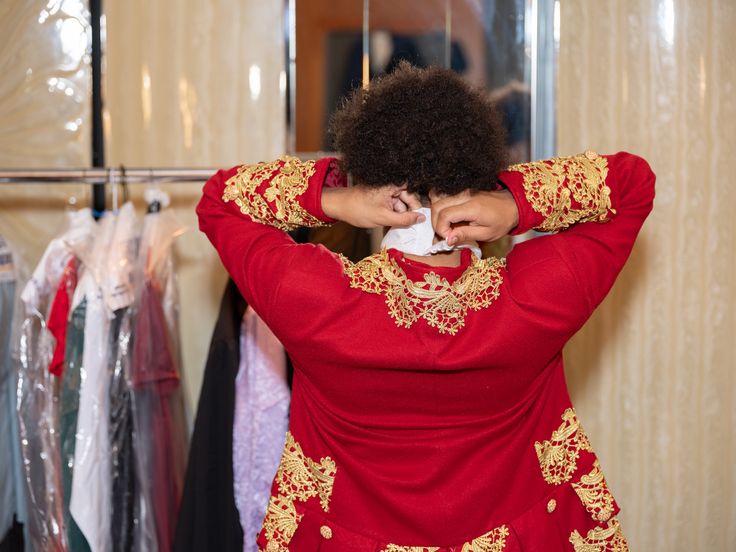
[197,152,655,552]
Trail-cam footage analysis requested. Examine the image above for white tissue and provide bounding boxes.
[380,207,481,258]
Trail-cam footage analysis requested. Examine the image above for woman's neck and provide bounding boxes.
[402,249,463,267]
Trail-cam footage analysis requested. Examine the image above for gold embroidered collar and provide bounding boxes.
[340,249,505,335]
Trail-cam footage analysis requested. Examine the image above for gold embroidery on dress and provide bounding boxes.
[340,249,505,335]
[222,155,327,231]
[569,518,629,552]
[379,524,509,552]
[260,432,337,552]
[572,460,615,522]
[459,525,510,552]
[509,150,612,232]
[534,408,594,485]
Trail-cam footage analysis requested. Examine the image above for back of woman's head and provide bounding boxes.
[330,61,508,197]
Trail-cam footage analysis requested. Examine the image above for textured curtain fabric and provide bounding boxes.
[558,1,736,550]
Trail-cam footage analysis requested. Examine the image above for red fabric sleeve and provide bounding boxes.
[196,156,345,323]
[500,151,655,337]
[47,258,78,376]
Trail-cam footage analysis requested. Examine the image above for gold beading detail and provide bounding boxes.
[340,250,505,335]
[260,432,337,551]
[222,155,327,231]
[569,518,629,552]
[572,460,615,522]
[534,408,594,485]
[509,151,612,232]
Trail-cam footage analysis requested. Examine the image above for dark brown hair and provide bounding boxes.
[330,62,508,197]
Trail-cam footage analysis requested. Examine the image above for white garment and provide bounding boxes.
[233,307,290,552]
[69,209,126,552]
[21,209,95,314]
[380,207,482,258]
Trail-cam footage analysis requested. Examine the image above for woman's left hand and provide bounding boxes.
[431,189,519,244]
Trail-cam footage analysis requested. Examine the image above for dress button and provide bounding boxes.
[320,525,333,539]
[266,540,279,552]
[547,498,557,513]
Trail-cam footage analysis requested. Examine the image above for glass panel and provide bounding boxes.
[0,0,91,168]
[290,0,552,163]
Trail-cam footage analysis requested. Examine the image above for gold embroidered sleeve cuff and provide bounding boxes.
[222,155,334,231]
[504,151,614,233]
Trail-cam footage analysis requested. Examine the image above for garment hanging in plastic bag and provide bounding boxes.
[108,305,136,552]
[70,202,138,552]
[17,300,67,551]
[131,207,189,552]
[0,235,27,544]
[59,298,91,552]
[17,209,95,552]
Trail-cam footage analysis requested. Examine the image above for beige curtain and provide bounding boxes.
[558,1,736,550]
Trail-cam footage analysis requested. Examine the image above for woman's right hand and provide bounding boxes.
[321,185,424,229]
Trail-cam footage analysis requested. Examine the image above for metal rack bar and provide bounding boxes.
[0,168,216,184]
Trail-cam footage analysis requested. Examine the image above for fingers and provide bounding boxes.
[430,193,472,233]
[391,197,408,213]
[381,210,426,228]
[398,190,422,210]
[433,202,480,238]
[446,225,493,246]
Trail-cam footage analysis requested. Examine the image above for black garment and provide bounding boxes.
[108,307,136,552]
[173,279,246,552]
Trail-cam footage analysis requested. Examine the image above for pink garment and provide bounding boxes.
[233,307,290,552]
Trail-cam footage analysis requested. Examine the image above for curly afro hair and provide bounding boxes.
[329,62,508,197]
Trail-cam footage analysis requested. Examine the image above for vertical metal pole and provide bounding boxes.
[90,0,105,214]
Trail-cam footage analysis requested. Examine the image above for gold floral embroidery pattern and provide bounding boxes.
[569,518,629,552]
[222,155,327,231]
[509,151,612,232]
[572,460,615,522]
[340,249,505,335]
[260,432,337,552]
[534,408,593,485]
[459,525,510,552]
[379,524,509,552]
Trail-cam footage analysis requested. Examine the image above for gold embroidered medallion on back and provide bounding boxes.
[340,250,505,335]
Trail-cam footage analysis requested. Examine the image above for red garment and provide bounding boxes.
[197,153,655,551]
[47,258,78,376]
[132,280,186,552]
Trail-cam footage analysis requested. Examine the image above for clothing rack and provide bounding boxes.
[0,168,215,184]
